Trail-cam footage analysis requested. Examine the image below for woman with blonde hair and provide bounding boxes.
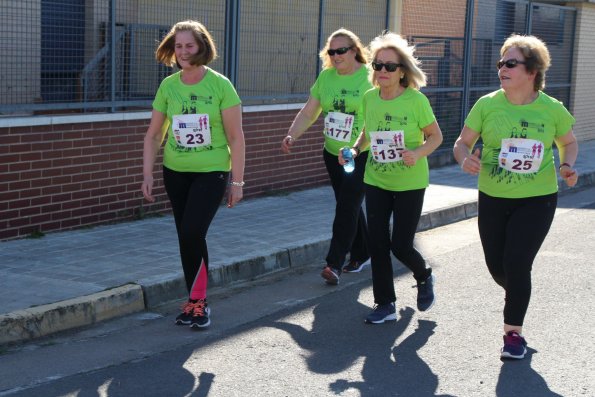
[281,28,372,284]
[142,20,245,330]
[342,31,443,323]
[453,34,578,359]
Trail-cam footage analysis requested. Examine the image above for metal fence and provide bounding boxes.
[0,0,577,144]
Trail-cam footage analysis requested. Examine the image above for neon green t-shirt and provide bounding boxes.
[310,65,372,156]
[465,89,575,198]
[363,87,436,191]
[152,67,241,172]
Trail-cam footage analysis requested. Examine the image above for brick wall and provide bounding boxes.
[0,108,327,240]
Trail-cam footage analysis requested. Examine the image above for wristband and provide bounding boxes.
[230,181,245,187]
[352,146,361,157]
[559,162,571,170]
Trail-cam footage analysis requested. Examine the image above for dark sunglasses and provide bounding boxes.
[327,46,352,56]
[371,61,403,72]
[497,59,526,69]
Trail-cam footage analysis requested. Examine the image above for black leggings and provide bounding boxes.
[365,185,431,305]
[478,191,557,326]
[163,166,229,296]
[323,149,369,268]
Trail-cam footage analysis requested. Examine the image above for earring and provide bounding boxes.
[400,73,404,79]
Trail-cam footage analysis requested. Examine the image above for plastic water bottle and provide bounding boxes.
[341,147,355,173]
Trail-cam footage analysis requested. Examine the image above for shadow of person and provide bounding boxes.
[269,286,414,375]
[331,318,455,397]
[497,348,563,397]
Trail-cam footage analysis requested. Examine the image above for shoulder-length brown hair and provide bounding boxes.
[155,20,217,68]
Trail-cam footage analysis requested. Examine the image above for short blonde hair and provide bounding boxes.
[368,31,426,89]
[501,34,551,91]
[156,20,217,68]
[319,28,369,70]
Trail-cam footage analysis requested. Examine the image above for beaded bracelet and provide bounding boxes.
[230,181,245,187]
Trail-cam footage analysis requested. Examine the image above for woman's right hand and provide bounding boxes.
[337,147,352,165]
[281,135,294,154]
[461,148,481,175]
[141,176,155,203]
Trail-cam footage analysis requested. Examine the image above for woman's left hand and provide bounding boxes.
[560,165,578,187]
[401,150,419,166]
[227,185,244,208]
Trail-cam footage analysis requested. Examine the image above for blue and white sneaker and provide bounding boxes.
[342,258,371,273]
[501,331,527,359]
[365,302,397,324]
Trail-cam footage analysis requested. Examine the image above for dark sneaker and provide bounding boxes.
[321,266,341,285]
[417,274,435,311]
[175,301,195,325]
[189,299,211,329]
[501,331,527,359]
[365,302,397,324]
[342,258,371,273]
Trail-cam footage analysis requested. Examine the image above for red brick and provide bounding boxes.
[9,162,31,172]
[30,196,51,206]
[20,188,41,199]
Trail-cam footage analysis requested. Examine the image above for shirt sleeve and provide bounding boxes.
[464,96,485,133]
[218,76,242,111]
[152,80,168,114]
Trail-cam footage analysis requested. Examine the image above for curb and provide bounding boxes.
[0,284,144,345]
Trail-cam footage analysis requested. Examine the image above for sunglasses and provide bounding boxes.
[371,61,403,72]
[497,59,526,69]
[327,46,353,56]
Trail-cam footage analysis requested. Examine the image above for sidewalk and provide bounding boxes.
[2,140,594,345]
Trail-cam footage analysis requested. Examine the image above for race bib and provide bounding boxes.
[370,130,405,163]
[172,114,212,148]
[324,112,354,142]
[498,138,544,174]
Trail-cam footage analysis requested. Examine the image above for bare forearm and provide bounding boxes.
[143,134,162,178]
[288,110,318,140]
[229,137,245,183]
[558,140,578,167]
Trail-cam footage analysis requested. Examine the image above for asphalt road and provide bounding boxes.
[1,187,594,397]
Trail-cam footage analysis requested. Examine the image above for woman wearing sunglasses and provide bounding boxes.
[453,34,579,359]
[341,32,443,324]
[281,28,372,285]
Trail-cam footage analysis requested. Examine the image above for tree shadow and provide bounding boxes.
[496,348,563,397]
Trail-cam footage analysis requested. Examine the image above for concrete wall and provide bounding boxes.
[570,2,595,141]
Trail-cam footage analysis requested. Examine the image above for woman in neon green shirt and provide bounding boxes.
[280,28,372,285]
[344,32,443,324]
[453,34,579,359]
[141,20,245,330]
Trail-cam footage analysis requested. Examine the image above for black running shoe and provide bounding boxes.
[342,258,370,273]
[189,299,211,329]
[416,274,435,311]
[175,301,194,325]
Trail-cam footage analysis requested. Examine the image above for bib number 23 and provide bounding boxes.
[173,114,212,148]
